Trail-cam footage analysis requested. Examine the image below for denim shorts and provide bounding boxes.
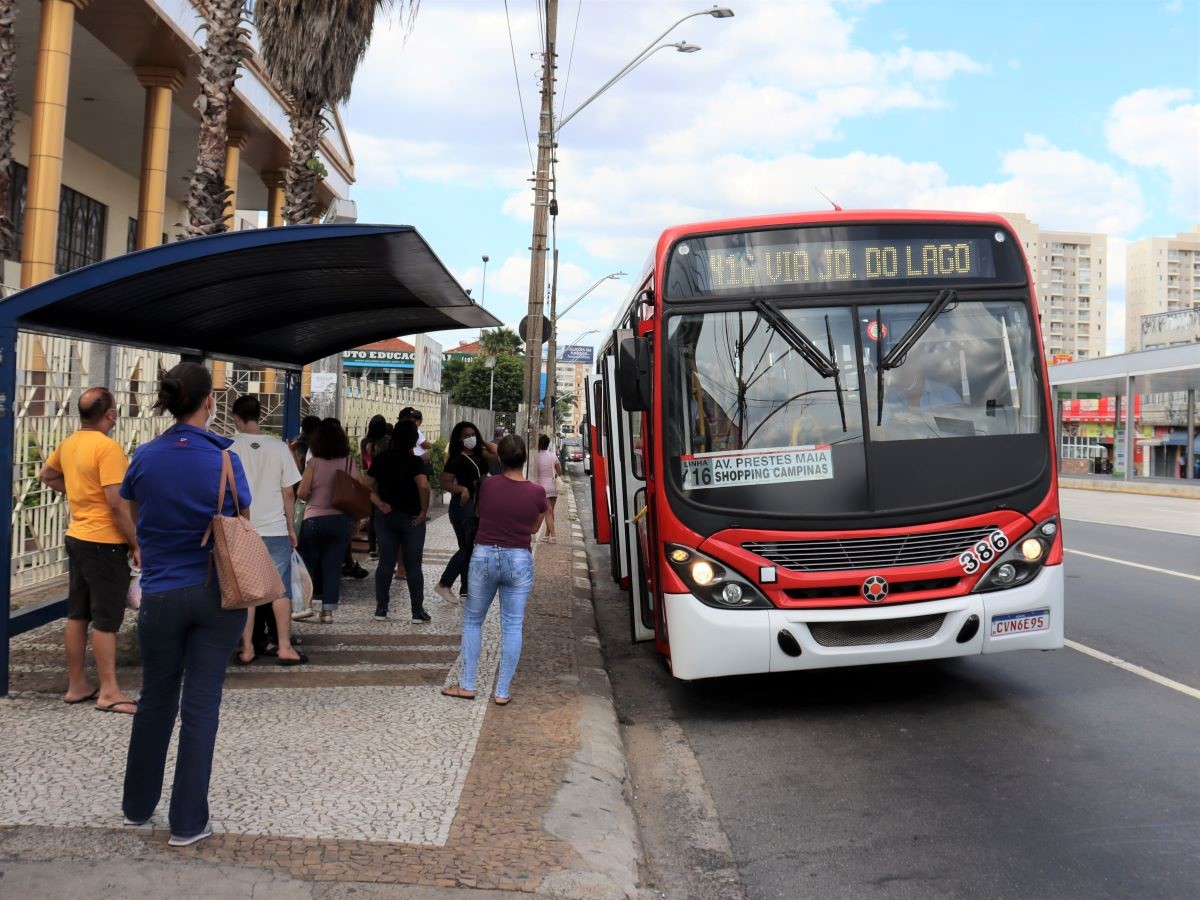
[262,535,293,600]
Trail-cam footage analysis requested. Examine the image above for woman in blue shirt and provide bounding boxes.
[119,362,252,847]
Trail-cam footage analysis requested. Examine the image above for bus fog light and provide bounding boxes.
[1040,521,1057,537]
[994,563,1017,584]
[720,583,744,605]
[669,548,691,564]
[1019,539,1044,562]
[691,561,716,586]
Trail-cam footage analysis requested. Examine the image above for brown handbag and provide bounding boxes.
[332,457,373,519]
[202,451,286,610]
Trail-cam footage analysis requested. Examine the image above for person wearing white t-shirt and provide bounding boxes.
[229,396,307,665]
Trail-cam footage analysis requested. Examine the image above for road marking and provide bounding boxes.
[1066,640,1200,701]
[1065,549,1200,582]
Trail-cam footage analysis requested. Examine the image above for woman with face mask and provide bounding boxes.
[433,421,497,605]
[118,362,253,847]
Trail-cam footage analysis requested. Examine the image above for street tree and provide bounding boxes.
[440,356,466,397]
[256,0,419,224]
[451,354,523,412]
[480,327,524,356]
[187,0,252,237]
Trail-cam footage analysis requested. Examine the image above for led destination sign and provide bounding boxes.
[667,225,1020,299]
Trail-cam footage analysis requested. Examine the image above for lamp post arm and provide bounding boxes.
[555,7,714,134]
[555,275,616,321]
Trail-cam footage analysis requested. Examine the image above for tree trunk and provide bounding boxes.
[0,0,19,262]
[283,100,325,225]
[186,0,251,238]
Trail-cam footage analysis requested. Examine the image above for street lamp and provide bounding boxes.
[479,254,489,344]
[544,273,624,432]
[521,5,734,448]
[484,355,497,411]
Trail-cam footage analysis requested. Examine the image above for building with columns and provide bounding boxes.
[3,0,355,293]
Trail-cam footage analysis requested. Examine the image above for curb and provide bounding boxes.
[1059,478,1200,499]
[537,481,645,900]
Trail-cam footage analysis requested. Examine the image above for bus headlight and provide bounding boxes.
[972,518,1056,594]
[665,544,771,610]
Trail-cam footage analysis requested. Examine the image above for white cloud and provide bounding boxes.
[1105,88,1200,219]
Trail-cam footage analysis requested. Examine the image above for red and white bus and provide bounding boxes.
[584,210,1063,679]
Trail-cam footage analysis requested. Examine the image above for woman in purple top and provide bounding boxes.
[442,435,547,705]
[297,420,359,624]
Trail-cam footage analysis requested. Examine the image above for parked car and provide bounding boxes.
[562,439,584,462]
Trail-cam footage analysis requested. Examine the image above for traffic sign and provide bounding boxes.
[518,315,548,345]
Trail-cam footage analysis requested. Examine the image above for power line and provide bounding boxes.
[557,0,583,119]
[504,0,536,169]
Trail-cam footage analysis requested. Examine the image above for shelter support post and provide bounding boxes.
[1054,398,1063,472]
[264,171,286,228]
[1187,388,1196,480]
[223,131,247,231]
[282,369,302,441]
[0,324,18,696]
[20,0,91,288]
[135,67,184,249]
[1124,375,1135,481]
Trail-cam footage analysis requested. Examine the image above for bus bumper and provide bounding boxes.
[664,566,1064,680]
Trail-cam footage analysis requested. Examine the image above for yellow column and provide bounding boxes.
[134,67,183,250]
[20,0,91,288]
[223,130,247,231]
[263,170,285,227]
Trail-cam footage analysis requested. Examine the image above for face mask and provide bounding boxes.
[463,436,477,450]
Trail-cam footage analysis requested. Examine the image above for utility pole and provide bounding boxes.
[520,0,558,454]
[544,247,560,435]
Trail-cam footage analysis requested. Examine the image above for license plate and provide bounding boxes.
[991,609,1050,636]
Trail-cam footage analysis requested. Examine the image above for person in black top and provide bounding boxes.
[364,420,430,622]
[434,421,497,605]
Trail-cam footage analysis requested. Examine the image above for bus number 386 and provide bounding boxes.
[958,530,1010,574]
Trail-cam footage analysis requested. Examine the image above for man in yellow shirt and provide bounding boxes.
[39,387,140,714]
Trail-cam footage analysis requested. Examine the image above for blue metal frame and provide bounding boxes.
[0,325,16,696]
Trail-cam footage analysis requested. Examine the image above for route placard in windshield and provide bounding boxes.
[667,224,1025,299]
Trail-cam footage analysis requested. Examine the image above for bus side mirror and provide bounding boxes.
[618,336,651,412]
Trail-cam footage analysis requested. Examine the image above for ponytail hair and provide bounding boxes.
[153,362,212,419]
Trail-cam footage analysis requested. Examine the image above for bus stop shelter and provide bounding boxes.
[1049,343,1200,480]
[0,224,502,695]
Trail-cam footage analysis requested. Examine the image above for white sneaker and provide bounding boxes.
[291,608,315,621]
[168,822,213,847]
[123,815,150,827]
[435,584,460,605]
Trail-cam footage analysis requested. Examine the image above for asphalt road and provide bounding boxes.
[575,473,1200,900]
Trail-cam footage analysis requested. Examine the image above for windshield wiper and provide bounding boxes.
[750,299,846,433]
[875,288,958,425]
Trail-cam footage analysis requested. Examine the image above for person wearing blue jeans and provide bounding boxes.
[443,435,547,705]
[299,513,353,615]
[118,362,252,847]
[365,420,431,621]
[297,420,360,624]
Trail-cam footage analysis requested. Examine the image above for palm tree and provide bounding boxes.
[187,0,253,237]
[480,327,524,357]
[256,0,419,225]
[0,1,19,261]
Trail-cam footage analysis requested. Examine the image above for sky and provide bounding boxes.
[342,0,1200,356]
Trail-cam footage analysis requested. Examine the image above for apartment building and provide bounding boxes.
[1124,226,1200,352]
[1002,213,1108,361]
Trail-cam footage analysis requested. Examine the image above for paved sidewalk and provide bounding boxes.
[0,484,642,897]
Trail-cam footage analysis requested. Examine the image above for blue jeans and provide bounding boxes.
[374,510,426,615]
[122,582,245,839]
[438,498,476,593]
[300,514,352,609]
[459,545,534,699]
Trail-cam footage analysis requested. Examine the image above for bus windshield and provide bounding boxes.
[664,298,1046,517]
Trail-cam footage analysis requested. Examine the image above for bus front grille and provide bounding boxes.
[744,526,998,572]
[807,614,946,647]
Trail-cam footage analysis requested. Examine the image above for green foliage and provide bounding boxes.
[479,327,524,356]
[440,357,466,397]
[306,157,329,178]
[429,437,448,489]
[451,354,524,412]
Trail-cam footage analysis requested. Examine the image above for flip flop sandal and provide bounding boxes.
[96,701,138,715]
[440,684,476,700]
[64,688,99,705]
[233,653,256,666]
[277,652,309,667]
[493,696,512,706]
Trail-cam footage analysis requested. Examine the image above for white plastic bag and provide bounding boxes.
[290,550,312,615]
[127,568,142,610]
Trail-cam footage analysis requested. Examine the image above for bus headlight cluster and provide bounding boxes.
[665,544,771,610]
[972,518,1057,594]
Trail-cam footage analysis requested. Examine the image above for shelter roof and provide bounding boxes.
[1048,343,1200,397]
[1,224,500,367]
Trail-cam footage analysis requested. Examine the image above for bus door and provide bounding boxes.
[609,330,655,643]
[584,373,611,545]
